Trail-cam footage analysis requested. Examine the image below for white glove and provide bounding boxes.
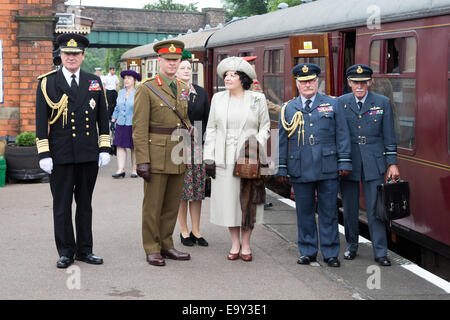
[39,157,53,174]
[98,152,110,168]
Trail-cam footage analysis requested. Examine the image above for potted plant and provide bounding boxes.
[4,132,47,182]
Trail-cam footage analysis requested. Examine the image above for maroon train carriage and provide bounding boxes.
[205,0,450,279]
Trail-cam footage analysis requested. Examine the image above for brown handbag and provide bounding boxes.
[233,159,261,179]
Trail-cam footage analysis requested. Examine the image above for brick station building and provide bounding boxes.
[0,0,57,137]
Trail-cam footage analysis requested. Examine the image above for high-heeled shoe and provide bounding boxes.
[180,233,194,246]
[112,172,125,178]
[190,231,208,247]
[241,252,253,262]
[227,251,240,260]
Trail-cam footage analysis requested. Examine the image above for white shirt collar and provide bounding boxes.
[354,92,368,104]
[300,94,316,108]
[62,66,80,86]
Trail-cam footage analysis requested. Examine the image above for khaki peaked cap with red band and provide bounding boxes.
[153,39,185,59]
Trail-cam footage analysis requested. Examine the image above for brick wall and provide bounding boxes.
[0,0,54,137]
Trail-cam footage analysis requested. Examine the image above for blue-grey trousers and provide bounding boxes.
[292,179,340,259]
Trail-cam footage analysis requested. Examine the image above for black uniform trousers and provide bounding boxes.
[106,89,118,120]
[50,161,99,257]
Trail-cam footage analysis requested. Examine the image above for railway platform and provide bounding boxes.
[0,161,449,301]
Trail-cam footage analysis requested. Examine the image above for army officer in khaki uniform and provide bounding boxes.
[133,39,192,266]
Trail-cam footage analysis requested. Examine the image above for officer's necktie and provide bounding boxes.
[71,74,78,95]
[357,101,363,110]
[304,99,312,112]
[169,81,177,96]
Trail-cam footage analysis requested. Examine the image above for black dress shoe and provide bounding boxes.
[297,255,317,265]
[324,257,341,267]
[190,231,209,247]
[180,233,194,246]
[130,173,138,178]
[75,253,103,265]
[56,256,74,269]
[375,256,391,266]
[112,172,125,178]
[344,250,357,260]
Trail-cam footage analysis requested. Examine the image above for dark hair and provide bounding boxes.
[223,70,253,90]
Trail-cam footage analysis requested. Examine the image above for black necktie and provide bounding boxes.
[357,101,363,110]
[71,74,78,95]
[304,99,312,112]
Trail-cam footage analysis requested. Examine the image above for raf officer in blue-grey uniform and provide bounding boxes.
[277,63,352,267]
[338,64,400,266]
[35,33,111,268]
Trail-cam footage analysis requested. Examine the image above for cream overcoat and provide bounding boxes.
[203,90,271,167]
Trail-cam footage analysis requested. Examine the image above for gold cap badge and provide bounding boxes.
[67,39,77,47]
[357,65,363,74]
[302,65,309,73]
[168,44,176,53]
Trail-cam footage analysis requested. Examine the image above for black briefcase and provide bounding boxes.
[375,179,410,223]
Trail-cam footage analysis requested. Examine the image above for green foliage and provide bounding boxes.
[222,0,268,20]
[143,0,199,11]
[82,48,129,75]
[267,0,303,12]
[15,132,36,147]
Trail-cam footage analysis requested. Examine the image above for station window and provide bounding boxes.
[263,49,284,120]
[370,37,417,150]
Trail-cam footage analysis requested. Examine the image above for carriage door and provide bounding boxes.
[289,34,332,97]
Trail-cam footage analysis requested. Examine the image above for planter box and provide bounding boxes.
[4,144,47,181]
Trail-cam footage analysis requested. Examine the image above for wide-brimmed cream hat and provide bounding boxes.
[217,56,257,80]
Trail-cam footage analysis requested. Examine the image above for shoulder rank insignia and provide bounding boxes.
[88,80,101,91]
[37,69,57,80]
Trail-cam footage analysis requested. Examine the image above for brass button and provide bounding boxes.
[358,125,361,129]
[374,119,377,122]
[71,112,75,116]
[72,126,76,130]
[310,123,313,126]
[85,110,89,114]
[309,113,312,116]
[85,118,89,121]
[86,132,90,136]
[177,123,181,127]
[72,133,76,137]
[86,125,89,129]
[358,115,362,119]
[71,119,75,123]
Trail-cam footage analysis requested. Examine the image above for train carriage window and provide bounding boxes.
[263,49,284,120]
[370,40,381,73]
[295,56,327,95]
[215,54,229,92]
[448,41,450,154]
[370,36,417,150]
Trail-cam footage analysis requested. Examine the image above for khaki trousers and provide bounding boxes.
[142,172,184,255]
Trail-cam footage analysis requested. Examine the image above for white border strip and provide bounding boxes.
[271,189,450,294]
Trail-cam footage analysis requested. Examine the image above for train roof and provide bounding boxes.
[121,28,217,61]
[206,0,450,48]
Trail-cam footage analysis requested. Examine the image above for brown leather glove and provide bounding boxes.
[137,163,151,182]
[277,175,288,185]
[339,170,352,177]
[204,160,216,179]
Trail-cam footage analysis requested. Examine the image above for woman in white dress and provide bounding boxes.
[203,57,271,261]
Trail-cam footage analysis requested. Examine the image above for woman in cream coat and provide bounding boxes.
[204,57,271,261]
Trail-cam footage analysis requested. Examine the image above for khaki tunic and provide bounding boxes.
[132,75,190,254]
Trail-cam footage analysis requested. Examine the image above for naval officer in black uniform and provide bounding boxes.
[35,33,111,268]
